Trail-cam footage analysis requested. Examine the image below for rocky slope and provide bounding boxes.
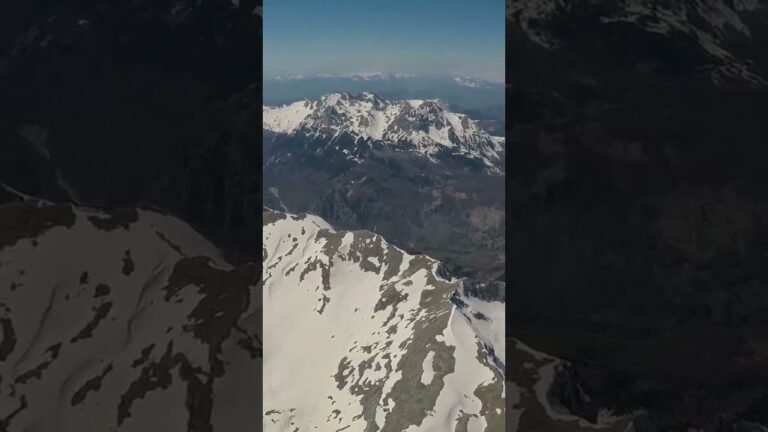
[263,209,504,431]
[263,93,505,280]
[0,200,261,431]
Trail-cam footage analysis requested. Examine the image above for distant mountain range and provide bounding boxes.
[263,74,505,123]
[268,72,422,81]
[264,92,505,173]
[263,92,505,280]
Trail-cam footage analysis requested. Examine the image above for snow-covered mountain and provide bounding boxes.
[262,91,505,280]
[263,209,504,431]
[0,200,261,431]
[0,200,649,432]
[263,75,504,123]
[264,92,505,173]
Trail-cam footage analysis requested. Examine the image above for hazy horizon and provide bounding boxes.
[263,72,504,83]
[264,0,505,83]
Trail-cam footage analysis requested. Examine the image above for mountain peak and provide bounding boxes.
[320,91,386,105]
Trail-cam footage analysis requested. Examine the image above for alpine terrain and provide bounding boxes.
[263,209,504,431]
[0,199,261,431]
[263,74,505,126]
[263,92,506,280]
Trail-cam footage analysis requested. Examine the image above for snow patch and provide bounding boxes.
[421,351,435,385]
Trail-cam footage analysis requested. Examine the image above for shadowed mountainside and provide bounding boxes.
[506,1,768,430]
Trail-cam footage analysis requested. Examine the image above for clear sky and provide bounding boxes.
[264,0,505,82]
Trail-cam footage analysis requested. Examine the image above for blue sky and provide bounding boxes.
[264,0,505,82]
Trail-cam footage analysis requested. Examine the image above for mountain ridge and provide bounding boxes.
[264,92,505,174]
[263,208,504,431]
[263,75,505,123]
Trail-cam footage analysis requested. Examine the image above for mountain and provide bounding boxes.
[507,0,768,430]
[263,74,505,122]
[263,92,505,173]
[0,200,261,431]
[263,93,505,280]
[262,209,504,431]
[262,208,705,432]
